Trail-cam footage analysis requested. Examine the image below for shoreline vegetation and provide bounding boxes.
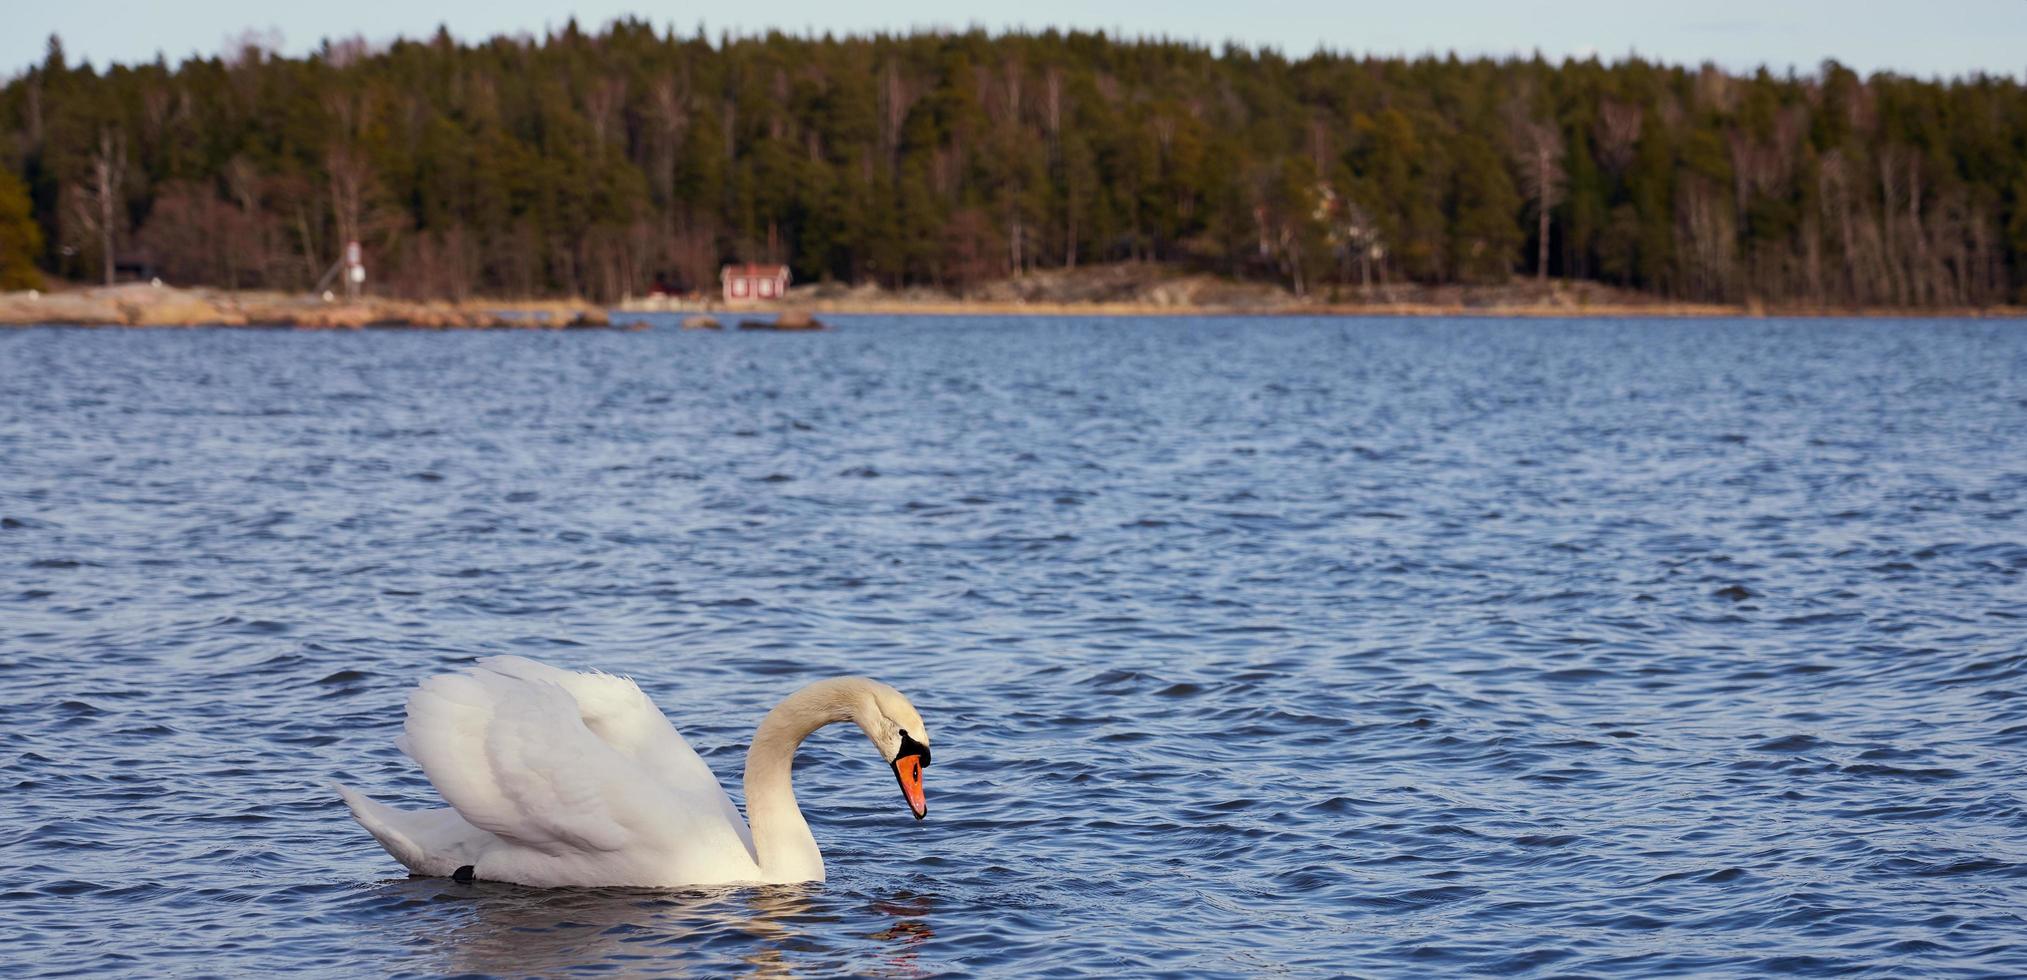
[3,263,2020,328]
[4,28,2026,314]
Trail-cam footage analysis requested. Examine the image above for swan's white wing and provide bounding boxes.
[398,669,647,855]
[470,656,749,845]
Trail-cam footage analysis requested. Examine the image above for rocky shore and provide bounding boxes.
[0,284,621,329]
[624,263,2026,319]
[8,267,2021,329]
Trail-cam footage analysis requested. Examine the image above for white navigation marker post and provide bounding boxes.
[344,240,365,299]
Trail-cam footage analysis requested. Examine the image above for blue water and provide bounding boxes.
[2,315,2025,977]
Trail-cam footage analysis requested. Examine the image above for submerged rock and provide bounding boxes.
[737,310,826,331]
[682,315,723,330]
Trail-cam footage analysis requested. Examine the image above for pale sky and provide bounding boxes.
[7,0,2025,80]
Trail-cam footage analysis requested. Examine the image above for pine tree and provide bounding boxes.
[0,167,43,289]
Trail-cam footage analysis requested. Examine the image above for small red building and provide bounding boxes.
[720,263,790,303]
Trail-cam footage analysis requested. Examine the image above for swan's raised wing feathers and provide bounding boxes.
[472,655,749,845]
[400,670,641,855]
[473,657,653,740]
[392,659,761,884]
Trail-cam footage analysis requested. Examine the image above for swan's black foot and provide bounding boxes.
[452,865,476,884]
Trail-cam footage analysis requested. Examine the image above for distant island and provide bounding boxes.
[1,24,2023,314]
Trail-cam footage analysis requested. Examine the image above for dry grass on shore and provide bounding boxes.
[0,284,618,329]
[7,269,2022,327]
[632,264,2027,319]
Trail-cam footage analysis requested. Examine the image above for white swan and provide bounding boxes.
[333,656,933,887]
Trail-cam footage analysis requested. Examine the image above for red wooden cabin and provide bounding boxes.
[720,263,790,303]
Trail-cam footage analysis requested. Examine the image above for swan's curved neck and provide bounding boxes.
[742,679,869,881]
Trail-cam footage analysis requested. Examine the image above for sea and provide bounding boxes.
[2,314,2024,976]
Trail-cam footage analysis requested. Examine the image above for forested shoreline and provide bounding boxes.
[2,22,2024,305]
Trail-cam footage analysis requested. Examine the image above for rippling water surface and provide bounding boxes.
[3,315,2025,976]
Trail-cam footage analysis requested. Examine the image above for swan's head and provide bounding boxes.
[852,681,932,821]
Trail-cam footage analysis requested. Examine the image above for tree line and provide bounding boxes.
[2,22,2024,304]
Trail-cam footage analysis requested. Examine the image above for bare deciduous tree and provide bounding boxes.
[648,74,691,211]
[1509,116,1565,282]
[1595,100,1642,176]
[585,76,626,151]
[73,130,128,285]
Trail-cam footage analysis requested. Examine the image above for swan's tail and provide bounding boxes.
[333,782,491,877]
[334,782,430,873]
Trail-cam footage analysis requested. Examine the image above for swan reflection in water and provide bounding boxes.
[864,890,937,979]
[378,876,936,977]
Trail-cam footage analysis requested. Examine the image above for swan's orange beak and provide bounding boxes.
[893,754,927,820]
